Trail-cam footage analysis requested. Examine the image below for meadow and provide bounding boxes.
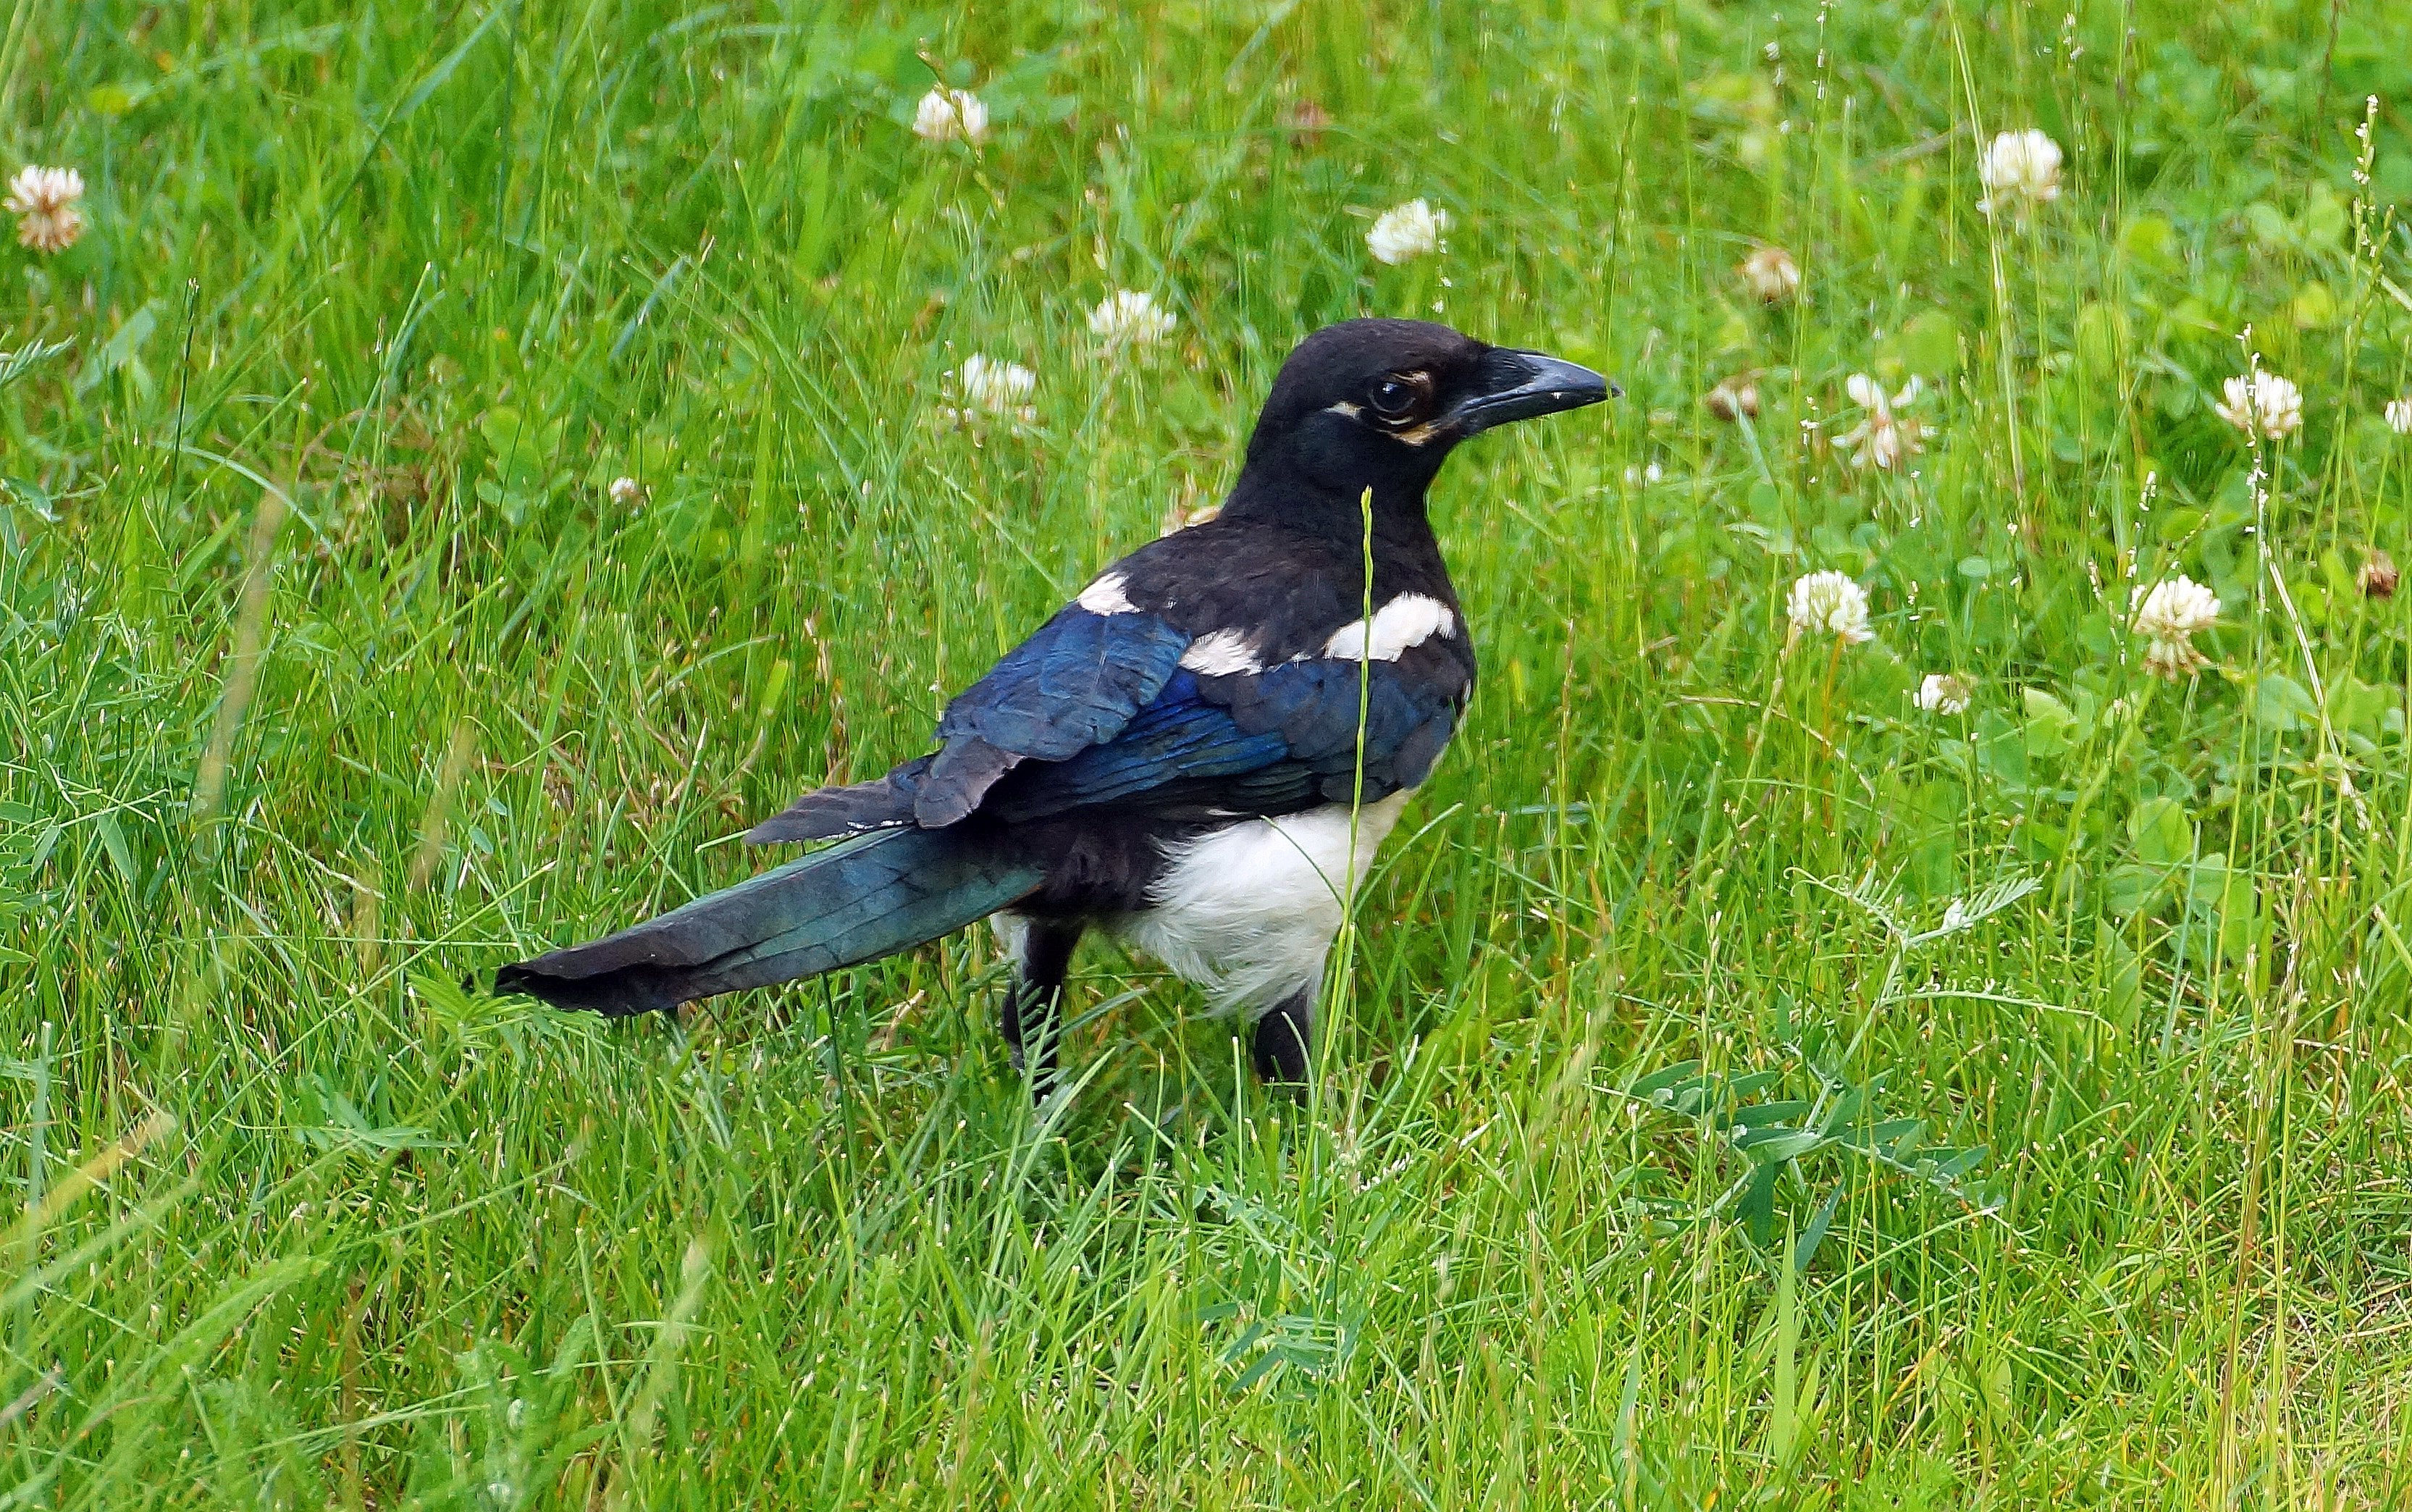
[7,0,2412,1504]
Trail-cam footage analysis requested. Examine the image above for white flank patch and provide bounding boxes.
[989,910,1032,968]
[1321,593,1456,661]
[1113,793,1408,1014]
[1077,572,1138,615]
[1179,629,1261,676]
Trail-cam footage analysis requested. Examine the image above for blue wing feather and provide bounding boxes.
[980,660,1460,823]
[936,608,1190,760]
[984,672,1291,820]
[912,606,1190,823]
[757,597,1464,838]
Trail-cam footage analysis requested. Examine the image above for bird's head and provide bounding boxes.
[1234,319,1614,525]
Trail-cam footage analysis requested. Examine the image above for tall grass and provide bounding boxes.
[4,1,2412,1504]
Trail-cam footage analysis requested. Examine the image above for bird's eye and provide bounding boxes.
[1366,371,1429,423]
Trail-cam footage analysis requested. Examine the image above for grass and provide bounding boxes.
[6,0,2412,1504]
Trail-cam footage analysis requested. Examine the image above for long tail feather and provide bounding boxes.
[493,828,1041,1015]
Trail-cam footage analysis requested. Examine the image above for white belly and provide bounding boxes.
[1112,793,1410,1014]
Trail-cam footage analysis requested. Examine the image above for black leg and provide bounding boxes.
[999,917,1082,1101]
[1251,987,1316,1085]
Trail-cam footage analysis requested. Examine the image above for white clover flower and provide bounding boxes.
[2132,574,2218,642]
[911,87,988,146]
[912,89,957,141]
[2131,574,2219,679]
[2385,397,2411,435]
[1086,290,1176,348]
[4,166,85,253]
[941,353,1037,428]
[1366,199,1447,264]
[1837,373,1928,471]
[1738,244,1799,305]
[2212,371,2302,440]
[608,476,644,508]
[956,353,1034,412]
[1786,570,1873,647]
[1976,130,2064,218]
[1914,673,1972,715]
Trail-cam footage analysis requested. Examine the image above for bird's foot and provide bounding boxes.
[1250,992,1314,1085]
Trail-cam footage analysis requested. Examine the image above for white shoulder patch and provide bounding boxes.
[1077,571,1138,615]
[1322,593,1456,661]
[1180,629,1262,676]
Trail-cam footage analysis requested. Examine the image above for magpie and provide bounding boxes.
[495,319,1609,1092]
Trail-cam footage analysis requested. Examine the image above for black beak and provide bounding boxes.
[1444,348,1617,436]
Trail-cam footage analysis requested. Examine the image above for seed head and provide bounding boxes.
[1703,376,1760,422]
[2359,550,2398,600]
[1282,99,1333,143]
[608,476,644,508]
[2140,637,2209,681]
[2386,398,2411,436]
[1738,245,1799,305]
